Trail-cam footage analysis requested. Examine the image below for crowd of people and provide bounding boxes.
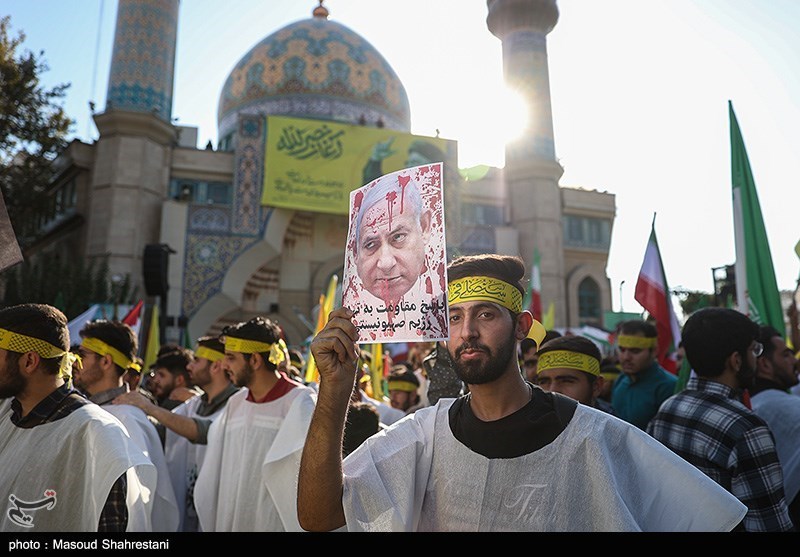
[1,252,799,532]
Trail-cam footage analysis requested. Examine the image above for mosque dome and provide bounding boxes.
[217,3,411,143]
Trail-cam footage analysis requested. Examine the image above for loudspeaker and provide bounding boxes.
[143,244,170,296]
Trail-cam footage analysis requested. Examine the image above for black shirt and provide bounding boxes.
[449,383,576,459]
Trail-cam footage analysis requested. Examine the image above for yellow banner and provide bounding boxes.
[262,115,454,215]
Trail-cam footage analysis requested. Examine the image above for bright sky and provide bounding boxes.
[6,0,800,318]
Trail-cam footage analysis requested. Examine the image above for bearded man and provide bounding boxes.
[297,254,748,532]
[648,307,794,532]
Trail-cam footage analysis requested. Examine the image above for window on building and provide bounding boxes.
[219,133,234,152]
[169,180,232,205]
[568,216,583,242]
[578,277,601,325]
[461,203,504,226]
[206,183,232,205]
[563,215,611,250]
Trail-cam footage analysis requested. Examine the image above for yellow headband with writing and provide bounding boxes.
[80,337,141,372]
[0,327,77,379]
[537,350,601,376]
[195,346,225,363]
[617,335,658,349]
[448,276,523,312]
[387,380,418,393]
[223,336,286,365]
[448,275,546,348]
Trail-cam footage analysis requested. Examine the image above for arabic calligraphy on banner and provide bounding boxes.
[262,115,454,215]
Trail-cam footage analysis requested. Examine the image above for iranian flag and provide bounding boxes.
[634,217,681,374]
[121,299,145,340]
[729,101,783,332]
[522,248,543,321]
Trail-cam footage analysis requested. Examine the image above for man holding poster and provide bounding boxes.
[342,163,448,344]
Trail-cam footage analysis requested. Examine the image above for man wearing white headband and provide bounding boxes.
[193,316,317,531]
[0,303,156,532]
[298,254,748,532]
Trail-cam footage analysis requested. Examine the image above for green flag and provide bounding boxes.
[729,101,783,332]
[180,326,193,350]
[674,350,692,394]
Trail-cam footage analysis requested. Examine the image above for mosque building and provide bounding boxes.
[23,0,615,347]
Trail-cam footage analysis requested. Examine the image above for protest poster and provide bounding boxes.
[342,163,448,343]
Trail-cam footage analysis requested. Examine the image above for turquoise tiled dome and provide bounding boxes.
[217,6,411,141]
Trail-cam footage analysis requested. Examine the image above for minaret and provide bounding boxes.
[105,0,179,121]
[487,0,566,325]
[87,0,180,292]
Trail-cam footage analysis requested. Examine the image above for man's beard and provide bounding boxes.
[72,373,86,392]
[232,362,254,388]
[450,335,516,386]
[0,361,27,399]
[736,355,758,390]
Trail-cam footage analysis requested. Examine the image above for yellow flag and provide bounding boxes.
[305,275,340,384]
[142,304,160,372]
[304,294,324,384]
[370,343,384,400]
[542,302,555,330]
[324,274,339,317]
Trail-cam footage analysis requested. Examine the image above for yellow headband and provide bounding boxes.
[387,380,418,393]
[195,346,225,363]
[223,336,286,365]
[0,327,66,358]
[448,276,523,313]
[617,335,657,349]
[537,350,600,376]
[80,337,141,372]
[600,371,619,382]
[448,276,546,348]
[0,327,77,380]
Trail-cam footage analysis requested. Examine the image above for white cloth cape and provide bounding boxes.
[103,404,180,532]
[341,399,747,531]
[164,394,227,531]
[751,389,800,502]
[194,385,317,531]
[0,400,156,532]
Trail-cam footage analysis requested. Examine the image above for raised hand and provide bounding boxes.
[310,307,360,394]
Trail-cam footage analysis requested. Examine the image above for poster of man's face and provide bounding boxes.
[342,163,448,344]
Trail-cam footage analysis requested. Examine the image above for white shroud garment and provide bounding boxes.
[0,400,156,532]
[751,389,800,503]
[103,404,180,532]
[194,385,317,531]
[341,399,747,532]
[164,395,225,531]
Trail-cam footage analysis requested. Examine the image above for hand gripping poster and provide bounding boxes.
[342,163,449,344]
